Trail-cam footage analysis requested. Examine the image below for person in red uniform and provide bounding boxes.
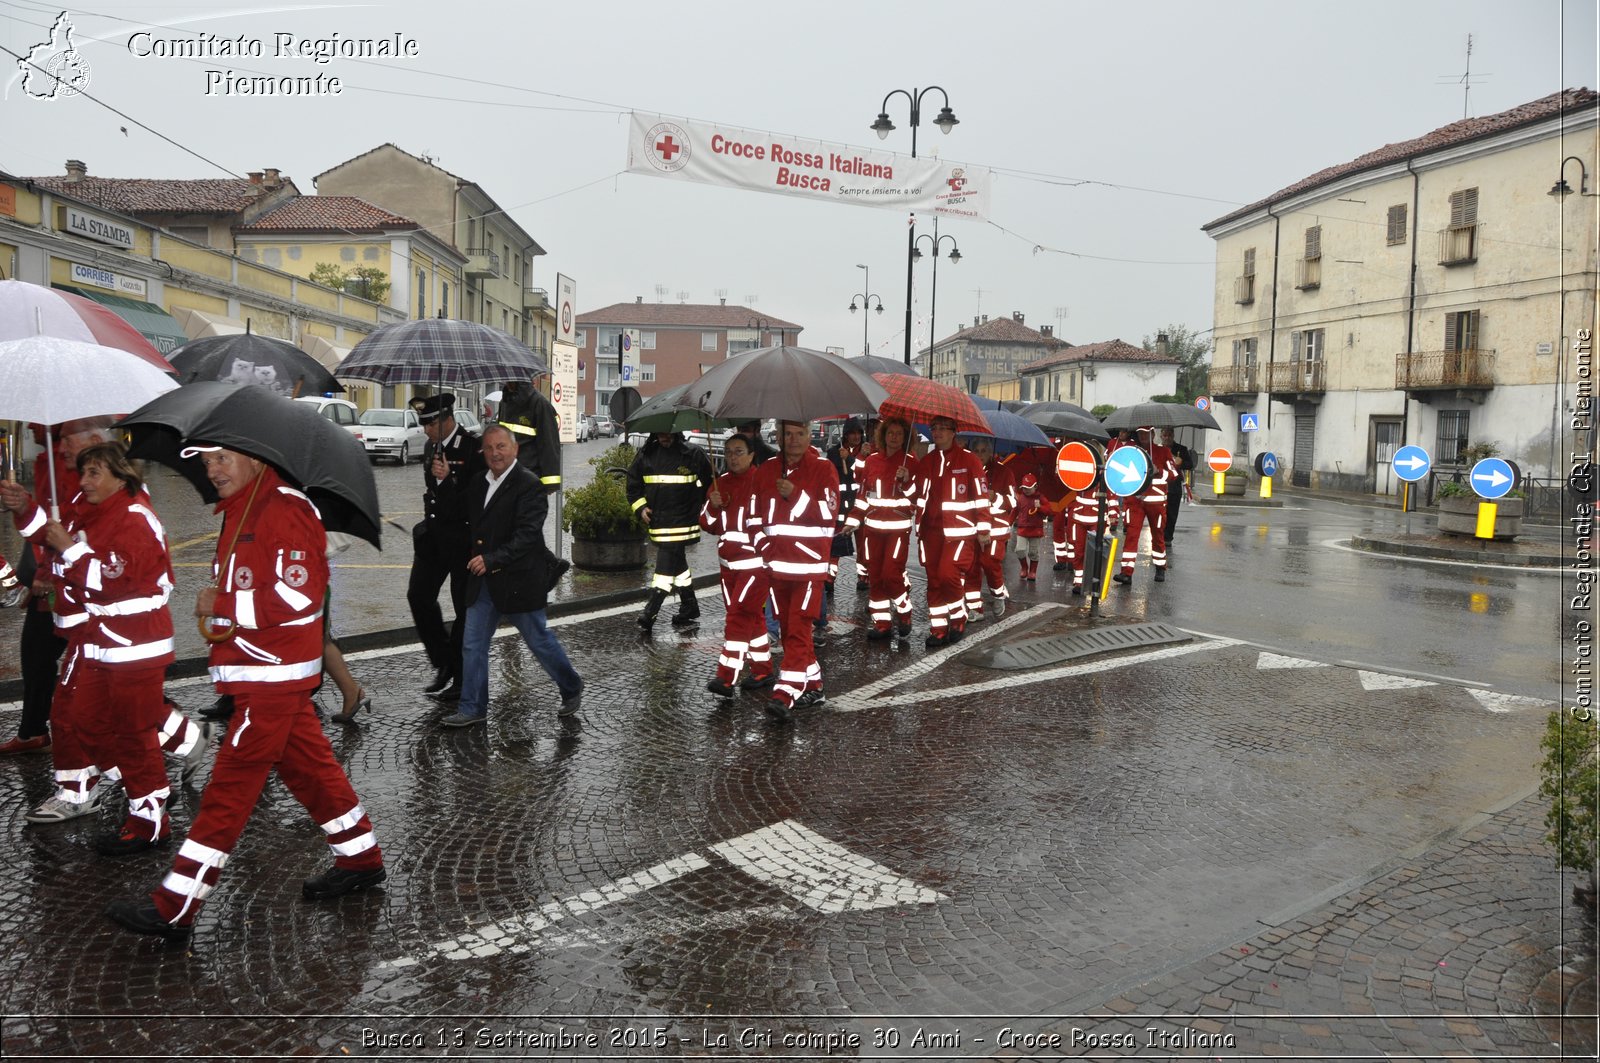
[841,416,917,641]
[107,446,384,939]
[752,420,839,720]
[1011,473,1047,582]
[915,417,990,649]
[1066,486,1122,596]
[700,434,773,697]
[1113,427,1176,585]
[966,437,1015,620]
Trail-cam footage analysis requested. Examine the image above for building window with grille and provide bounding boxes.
[1436,410,1471,464]
[1386,204,1407,246]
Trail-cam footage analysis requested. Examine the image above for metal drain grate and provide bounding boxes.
[960,621,1192,670]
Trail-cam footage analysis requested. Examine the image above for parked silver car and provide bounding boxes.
[353,407,426,464]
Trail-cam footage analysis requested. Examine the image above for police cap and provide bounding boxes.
[414,393,456,424]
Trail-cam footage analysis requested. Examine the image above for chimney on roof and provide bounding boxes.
[261,168,282,190]
[973,316,979,328]
[720,297,726,305]
[64,159,86,183]
[1041,324,1053,338]
[1156,331,1170,358]
[248,172,263,185]
[636,295,644,304]
[1012,311,1025,324]
[981,314,988,324]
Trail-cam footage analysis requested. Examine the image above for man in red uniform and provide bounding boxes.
[915,417,990,648]
[699,434,772,696]
[1066,486,1121,596]
[1113,427,1176,585]
[107,446,384,938]
[841,417,917,641]
[967,438,1015,620]
[752,420,839,720]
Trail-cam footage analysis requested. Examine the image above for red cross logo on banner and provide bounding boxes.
[655,135,680,161]
[644,121,691,173]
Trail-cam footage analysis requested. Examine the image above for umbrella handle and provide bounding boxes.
[197,471,265,643]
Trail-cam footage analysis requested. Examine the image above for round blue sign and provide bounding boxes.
[1254,451,1278,477]
[1104,445,1150,498]
[1469,457,1516,500]
[1391,445,1432,483]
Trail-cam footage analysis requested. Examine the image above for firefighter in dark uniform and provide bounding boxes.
[406,394,484,699]
[627,431,714,630]
[494,377,570,588]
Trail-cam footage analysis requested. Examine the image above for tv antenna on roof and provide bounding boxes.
[1436,33,1492,119]
[676,290,690,303]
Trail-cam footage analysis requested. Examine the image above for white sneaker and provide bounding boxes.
[179,721,213,785]
[25,789,102,824]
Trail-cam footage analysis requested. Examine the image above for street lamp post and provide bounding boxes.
[749,317,788,348]
[870,86,959,368]
[912,218,961,381]
[848,262,884,357]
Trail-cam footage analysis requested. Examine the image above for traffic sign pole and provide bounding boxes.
[1260,475,1272,500]
[1475,502,1497,539]
[1214,471,1226,495]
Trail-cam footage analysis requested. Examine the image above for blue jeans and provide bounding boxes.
[459,588,583,719]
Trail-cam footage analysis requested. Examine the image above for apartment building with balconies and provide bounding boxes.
[1202,88,1597,494]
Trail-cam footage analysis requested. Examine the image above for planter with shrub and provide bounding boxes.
[1435,477,1524,539]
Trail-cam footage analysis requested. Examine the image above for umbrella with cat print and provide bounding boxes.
[167,329,341,398]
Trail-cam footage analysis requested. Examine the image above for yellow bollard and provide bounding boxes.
[1260,475,1273,500]
[1099,536,1120,602]
[1475,501,1497,539]
[1213,471,1226,496]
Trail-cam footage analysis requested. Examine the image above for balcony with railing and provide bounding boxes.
[465,248,501,278]
[1395,348,1496,392]
[523,287,550,312]
[1208,363,1258,397]
[1233,275,1255,305]
[1266,360,1325,394]
[1438,225,1477,266]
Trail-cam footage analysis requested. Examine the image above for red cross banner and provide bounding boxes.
[626,111,992,221]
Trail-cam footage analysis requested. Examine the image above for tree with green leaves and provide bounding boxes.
[308,263,390,304]
[1143,323,1213,404]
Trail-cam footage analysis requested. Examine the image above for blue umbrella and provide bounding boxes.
[959,408,1051,454]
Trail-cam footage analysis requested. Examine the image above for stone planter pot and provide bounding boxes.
[571,535,649,571]
[1216,471,1248,497]
[1437,494,1523,540]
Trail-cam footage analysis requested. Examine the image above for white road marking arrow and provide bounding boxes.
[1257,652,1328,670]
[1466,688,1553,714]
[1358,670,1437,691]
[1472,468,1511,489]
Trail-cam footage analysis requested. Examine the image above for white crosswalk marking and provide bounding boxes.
[1466,688,1554,714]
[1358,670,1437,691]
[709,819,945,914]
[1256,651,1328,670]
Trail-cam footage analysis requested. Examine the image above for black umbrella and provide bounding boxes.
[339,318,548,388]
[119,382,382,547]
[1101,401,1221,431]
[845,353,920,377]
[1022,406,1109,441]
[685,345,889,423]
[168,331,342,397]
[1025,400,1096,419]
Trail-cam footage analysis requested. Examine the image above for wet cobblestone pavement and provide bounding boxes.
[0,575,1590,1060]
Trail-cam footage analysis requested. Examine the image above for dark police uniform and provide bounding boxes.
[406,394,485,691]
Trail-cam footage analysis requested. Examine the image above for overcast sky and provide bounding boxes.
[2,0,1594,362]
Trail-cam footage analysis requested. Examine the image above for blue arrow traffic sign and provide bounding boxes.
[1105,445,1149,497]
[1391,445,1432,483]
[1469,457,1516,499]
[1240,413,1259,432]
[1260,452,1279,477]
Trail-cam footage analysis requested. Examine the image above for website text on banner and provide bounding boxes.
[626,112,992,221]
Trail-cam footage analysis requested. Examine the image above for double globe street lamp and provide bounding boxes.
[912,222,961,381]
[870,86,959,367]
[848,262,884,358]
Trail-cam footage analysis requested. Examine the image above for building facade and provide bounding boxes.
[1202,87,1598,493]
[1017,338,1179,409]
[915,312,1066,393]
[575,300,802,418]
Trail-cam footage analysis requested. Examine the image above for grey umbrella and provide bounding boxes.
[1101,401,1221,431]
[1022,406,1109,441]
[846,353,920,377]
[684,345,889,423]
[337,319,548,388]
[1025,400,1097,419]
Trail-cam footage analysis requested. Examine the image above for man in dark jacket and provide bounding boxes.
[626,431,714,630]
[438,424,584,728]
[407,394,484,700]
[494,376,570,590]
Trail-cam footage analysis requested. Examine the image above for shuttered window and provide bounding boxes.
[1243,248,1256,276]
[1444,310,1480,351]
[1304,226,1322,260]
[1387,204,1407,245]
[1449,188,1478,227]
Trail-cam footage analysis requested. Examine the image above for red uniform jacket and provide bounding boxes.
[206,467,328,693]
[844,449,918,535]
[984,459,1018,534]
[915,444,990,540]
[1013,490,1047,537]
[699,467,765,573]
[752,450,839,582]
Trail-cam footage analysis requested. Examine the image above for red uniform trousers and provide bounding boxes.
[969,534,1010,619]
[769,579,825,707]
[860,528,913,633]
[1120,496,1168,575]
[76,664,171,839]
[715,567,772,687]
[1051,509,1071,564]
[920,529,978,637]
[152,688,381,926]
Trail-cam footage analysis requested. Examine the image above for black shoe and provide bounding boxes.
[706,678,735,698]
[423,666,455,695]
[948,625,966,644]
[638,589,668,630]
[1153,568,1166,582]
[559,680,584,718]
[1111,572,1132,585]
[740,673,776,691]
[925,633,949,650]
[764,698,792,722]
[106,900,189,940]
[547,558,572,593]
[425,683,461,702]
[1052,562,1068,571]
[794,689,826,710]
[302,865,387,900]
[865,626,893,642]
[1070,583,1083,596]
[198,695,235,720]
[95,828,170,857]
[671,607,701,627]
[896,621,912,639]
[855,579,869,592]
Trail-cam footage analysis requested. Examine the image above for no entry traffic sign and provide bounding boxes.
[1056,440,1098,492]
[1206,446,1232,473]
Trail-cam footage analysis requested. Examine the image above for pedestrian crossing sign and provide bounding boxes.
[1240,413,1259,432]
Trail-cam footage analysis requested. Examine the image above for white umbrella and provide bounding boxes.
[0,335,180,516]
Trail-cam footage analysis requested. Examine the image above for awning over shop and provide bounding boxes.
[304,333,353,373]
[53,285,188,356]
[171,306,248,341]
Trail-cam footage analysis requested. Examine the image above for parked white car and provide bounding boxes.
[353,407,426,464]
[575,414,595,442]
[293,396,360,428]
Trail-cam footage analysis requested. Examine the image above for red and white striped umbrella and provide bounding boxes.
[0,279,173,371]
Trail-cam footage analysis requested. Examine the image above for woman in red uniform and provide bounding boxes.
[842,416,917,641]
[699,434,773,696]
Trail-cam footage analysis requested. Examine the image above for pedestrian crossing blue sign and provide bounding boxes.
[1240,413,1259,432]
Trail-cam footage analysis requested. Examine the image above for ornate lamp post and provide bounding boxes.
[848,262,884,357]
[870,86,959,367]
[749,317,788,347]
[912,219,961,381]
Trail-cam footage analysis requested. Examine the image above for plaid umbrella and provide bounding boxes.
[1101,401,1221,431]
[872,373,992,434]
[338,319,548,388]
